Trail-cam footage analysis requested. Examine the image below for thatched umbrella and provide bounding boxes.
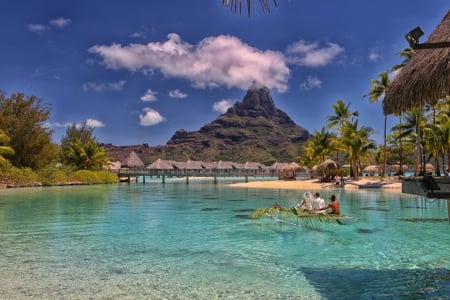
[280,162,301,180]
[383,10,450,115]
[390,164,408,171]
[318,159,339,171]
[362,165,380,174]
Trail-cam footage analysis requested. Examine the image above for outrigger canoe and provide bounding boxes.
[253,205,358,226]
[264,212,358,226]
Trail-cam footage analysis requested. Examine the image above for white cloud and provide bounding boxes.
[168,89,187,98]
[286,40,344,67]
[49,17,72,29]
[47,121,70,128]
[130,32,146,39]
[86,118,105,128]
[28,17,71,34]
[48,119,104,128]
[82,80,126,92]
[139,108,165,126]
[27,24,46,33]
[140,89,158,102]
[299,76,322,91]
[368,48,381,62]
[213,99,237,113]
[89,33,290,92]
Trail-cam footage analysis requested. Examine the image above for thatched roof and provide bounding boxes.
[185,160,205,170]
[269,162,288,170]
[383,10,450,115]
[362,165,380,173]
[147,158,175,169]
[318,159,339,170]
[243,161,266,170]
[124,151,144,168]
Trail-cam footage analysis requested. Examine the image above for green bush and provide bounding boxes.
[0,165,119,186]
[72,170,101,183]
[38,165,74,185]
[72,170,118,184]
[96,170,119,183]
[2,167,40,186]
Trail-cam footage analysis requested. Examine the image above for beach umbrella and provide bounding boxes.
[383,10,450,115]
[362,165,380,173]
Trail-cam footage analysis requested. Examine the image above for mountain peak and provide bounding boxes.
[227,81,275,117]
[248,80,268,92]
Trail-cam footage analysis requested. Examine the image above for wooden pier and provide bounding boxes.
[115,168,280,184]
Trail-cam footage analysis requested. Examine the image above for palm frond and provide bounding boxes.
[253,204,344,226]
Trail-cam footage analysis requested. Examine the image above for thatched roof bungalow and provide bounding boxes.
[383,10,450,115]
[123,151,144,168]
[147,158,176,169]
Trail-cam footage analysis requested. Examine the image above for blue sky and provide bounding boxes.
[1,1,448,146]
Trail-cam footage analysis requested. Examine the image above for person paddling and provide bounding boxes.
[321,194,340,215]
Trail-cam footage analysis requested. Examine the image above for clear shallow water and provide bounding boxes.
[0,179,449,299]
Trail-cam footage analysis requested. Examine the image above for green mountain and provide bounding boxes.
[104,81,310,165]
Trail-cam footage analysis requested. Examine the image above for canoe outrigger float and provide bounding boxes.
[253,204,358,227]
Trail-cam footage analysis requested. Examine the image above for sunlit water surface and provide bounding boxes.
[0,178,449,299]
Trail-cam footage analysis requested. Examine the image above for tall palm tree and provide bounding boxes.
[392,108,426,175]
[365,70,390,176]
[326,99,359,131]
[340,120,376,180]
[0,129,14,170]
[222,0,277,15]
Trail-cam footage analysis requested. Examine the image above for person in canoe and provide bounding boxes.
[312,192,327,214]
[295,192,313,211]
[320,194,340,215]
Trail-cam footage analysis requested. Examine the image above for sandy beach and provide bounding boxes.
[230,177,402,191]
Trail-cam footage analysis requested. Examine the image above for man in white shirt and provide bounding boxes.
[312,192,326,213]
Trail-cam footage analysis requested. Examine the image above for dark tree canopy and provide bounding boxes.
[0,91,58,169]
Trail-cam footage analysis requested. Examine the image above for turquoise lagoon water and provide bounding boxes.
[0,178,449,299]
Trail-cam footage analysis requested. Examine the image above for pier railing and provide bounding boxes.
[113,167,311,184]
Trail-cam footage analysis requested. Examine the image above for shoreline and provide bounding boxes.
[229,177,402,191]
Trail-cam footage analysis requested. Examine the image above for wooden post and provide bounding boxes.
[162,174,165,184]
[186,176,189,184]
[448,200,450,226]
[245,175,248,183]
[214,176,217,184]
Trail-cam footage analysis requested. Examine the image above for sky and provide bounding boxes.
[0,1,448,146]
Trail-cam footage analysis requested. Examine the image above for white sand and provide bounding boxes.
[229,177,402,191]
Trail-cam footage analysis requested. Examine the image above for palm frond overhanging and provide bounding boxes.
[222,0,277,16]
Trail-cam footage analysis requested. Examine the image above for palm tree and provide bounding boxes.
[62,138,110,170]
[302,127,336,177]
[364,71,390,176]
[0,129,14,170]
[326,99,359,131]
[391,48,415,72]
[340,120,376,180]
[222,0,277,15]
[392,108,426,175]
